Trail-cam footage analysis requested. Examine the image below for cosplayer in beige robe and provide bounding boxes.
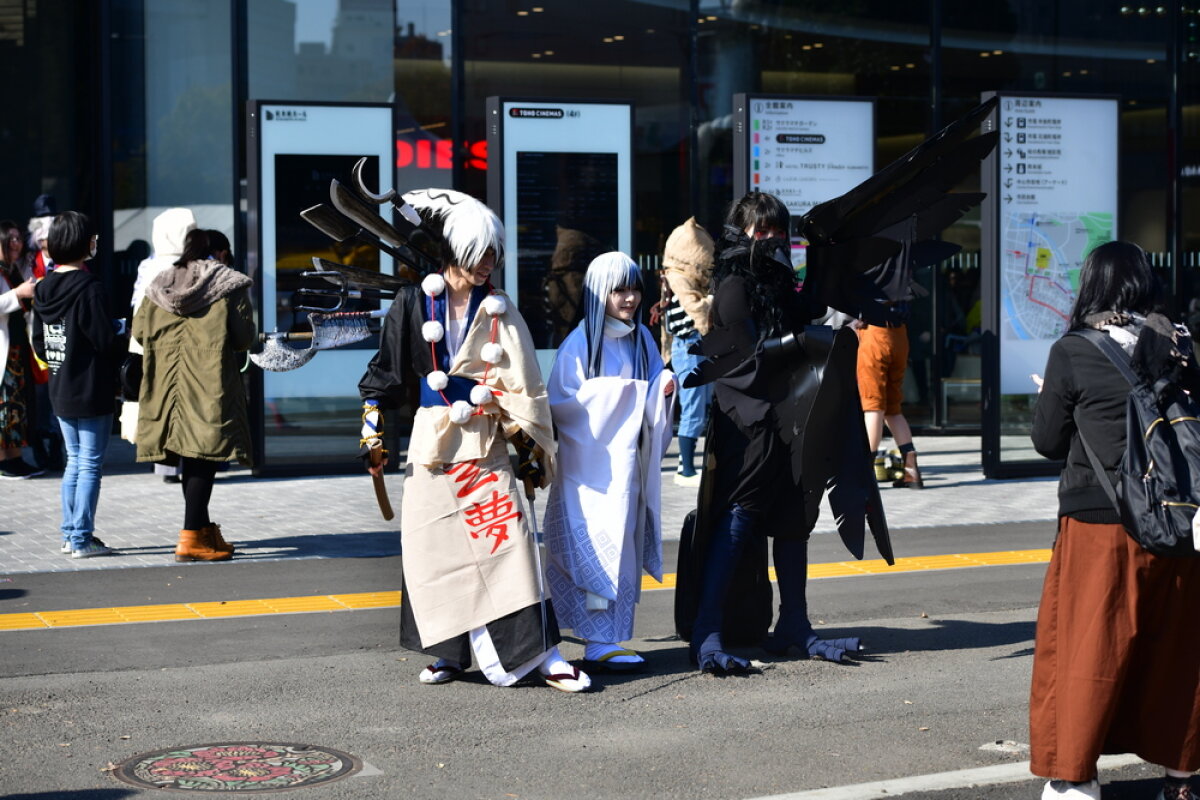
[358,189,589,692]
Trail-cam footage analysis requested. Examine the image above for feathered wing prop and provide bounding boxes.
[800,96,999,323]
[769,98,999,564]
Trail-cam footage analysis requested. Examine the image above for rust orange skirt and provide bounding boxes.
[1030,516,1200,781]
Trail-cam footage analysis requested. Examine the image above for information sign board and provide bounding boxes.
[486,98,633,354]
[245,101,393,473]
[733,94,874,269]
[986,94,1119,395]
[247,102,394,398]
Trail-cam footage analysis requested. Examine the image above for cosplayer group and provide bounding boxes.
[359,188,879,693]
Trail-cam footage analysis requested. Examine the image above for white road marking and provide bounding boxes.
[747,754,1144,799]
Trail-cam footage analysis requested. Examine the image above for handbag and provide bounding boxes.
[119,353,143,400]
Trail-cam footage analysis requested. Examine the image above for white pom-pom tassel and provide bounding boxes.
[481,294,507,316]
[421,273,446,297]
[470,384,494,405]
[422,320,444,343]
[426,370,449,391]
[449,400,474,425]
[481,342,503,364]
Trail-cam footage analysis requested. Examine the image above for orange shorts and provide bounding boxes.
[856,324,909,416]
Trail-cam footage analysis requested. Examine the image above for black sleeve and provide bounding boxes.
[1031,340,1076,460]
[31,306,45,362]
[358,289,415,406]
[711,277,759,351]
[77,280,117,356]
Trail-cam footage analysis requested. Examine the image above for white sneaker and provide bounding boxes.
[72,539,113,559]
[60,542,72,554]
[673,472,701,488]
[1042,778,1101,800]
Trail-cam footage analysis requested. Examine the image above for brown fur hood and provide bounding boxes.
[145,259,252,316]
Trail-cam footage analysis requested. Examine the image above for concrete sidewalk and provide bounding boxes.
[0,435,1059,575]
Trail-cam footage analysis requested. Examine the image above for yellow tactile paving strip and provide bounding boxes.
[0,550,1051,632]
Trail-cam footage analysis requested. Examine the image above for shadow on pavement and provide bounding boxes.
[231,530,401,559]
[105,531,401,561]
[1103,777,1172,798]
[811,618,1036,656]
[0,589,28,601]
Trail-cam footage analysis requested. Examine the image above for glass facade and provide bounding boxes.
[2,0,1194,474]
[109,0,235,307]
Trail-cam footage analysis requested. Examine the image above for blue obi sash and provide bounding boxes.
[418,283,489,408]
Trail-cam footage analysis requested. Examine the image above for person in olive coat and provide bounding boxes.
[133,229,254,562]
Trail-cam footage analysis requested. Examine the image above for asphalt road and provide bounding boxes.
[9,516,1159,800]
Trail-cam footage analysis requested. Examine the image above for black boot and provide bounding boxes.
[691,504,754,674]
[765,537,862,662]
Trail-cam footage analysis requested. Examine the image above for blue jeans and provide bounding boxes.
[671,331,712,440]
[58,414,111,549]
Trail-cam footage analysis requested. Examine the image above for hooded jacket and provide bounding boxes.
[133,259,254,465]
[32,269,118,418]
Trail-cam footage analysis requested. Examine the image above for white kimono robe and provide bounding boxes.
[543,322,675,643]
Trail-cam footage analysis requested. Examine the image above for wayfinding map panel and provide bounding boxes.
[992,95,1118,394]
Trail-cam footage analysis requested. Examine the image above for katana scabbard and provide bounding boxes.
[366,441,394,521]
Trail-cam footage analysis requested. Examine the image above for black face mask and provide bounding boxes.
[756,235,792,271]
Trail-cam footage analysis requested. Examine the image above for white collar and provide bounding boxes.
[603,315,635,338]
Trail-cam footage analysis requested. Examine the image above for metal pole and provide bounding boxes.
[1167,1,1184,317]
[231,0,248,267]
[451,0,464,192]
[97,0,114,296]
[929,0,944,427]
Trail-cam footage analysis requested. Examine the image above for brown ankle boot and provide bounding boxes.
[204,523,235,554]
[175,528,233,562]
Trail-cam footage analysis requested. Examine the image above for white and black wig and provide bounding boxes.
[582,251,648,381]
[402,188,504,272]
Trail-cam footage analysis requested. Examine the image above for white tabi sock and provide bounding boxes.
[536,646,591,689]
[584,642,643,664]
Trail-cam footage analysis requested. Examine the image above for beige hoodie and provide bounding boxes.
[662,217,715,336]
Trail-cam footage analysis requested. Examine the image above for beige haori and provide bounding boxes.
[401,442,543,647]
[401,292,557,647]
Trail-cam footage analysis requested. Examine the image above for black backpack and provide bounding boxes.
[1070,328,1200,557]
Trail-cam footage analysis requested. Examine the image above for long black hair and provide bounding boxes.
[1069,240,1158,330]
[713,192,796,338]
[174,229,212,267]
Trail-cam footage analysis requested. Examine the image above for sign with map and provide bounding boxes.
[992,95,1118,394]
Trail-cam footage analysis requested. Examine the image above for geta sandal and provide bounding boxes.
[418,662,464,685]
[542,666,590,693]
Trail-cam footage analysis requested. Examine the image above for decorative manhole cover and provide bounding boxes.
[114,742,361,793]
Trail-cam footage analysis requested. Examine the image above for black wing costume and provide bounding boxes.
[674,99,999,669]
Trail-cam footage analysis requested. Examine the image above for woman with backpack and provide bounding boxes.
[1030,240,1200,800]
